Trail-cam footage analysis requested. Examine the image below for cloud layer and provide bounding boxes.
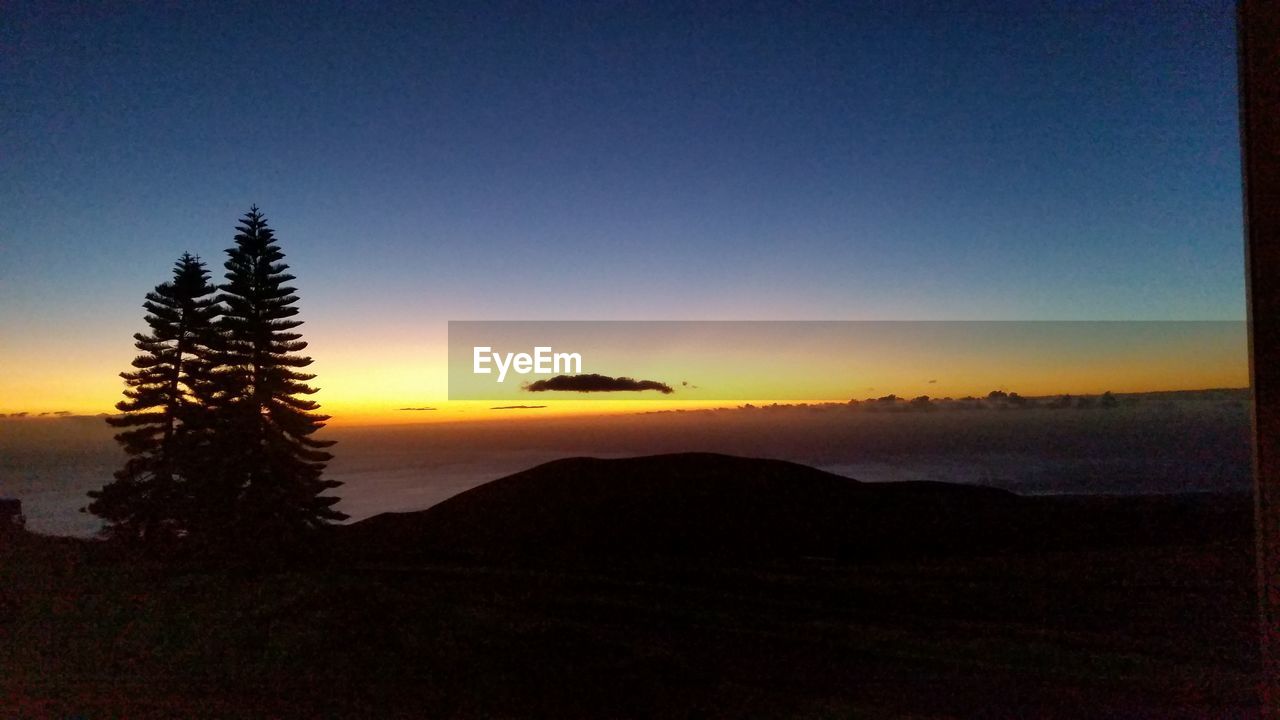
[523,374,674,394]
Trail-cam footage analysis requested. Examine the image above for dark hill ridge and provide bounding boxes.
[340,453,1251,566]
[6,454,1257,716]
[343,453,1018,563]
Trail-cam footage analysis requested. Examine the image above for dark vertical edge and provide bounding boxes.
[1239,1,1280,715]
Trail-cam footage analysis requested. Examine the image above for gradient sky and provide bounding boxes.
[0,2,1245,421]
[447,321,1248,401]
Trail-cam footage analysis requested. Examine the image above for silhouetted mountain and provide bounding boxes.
[7,453,1258,717]
[340,453,1250,566]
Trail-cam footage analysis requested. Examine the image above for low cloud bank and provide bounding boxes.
[523,374,674,394]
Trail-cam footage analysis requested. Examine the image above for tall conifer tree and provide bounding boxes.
[89,253,219,543]
[214,206,344,538]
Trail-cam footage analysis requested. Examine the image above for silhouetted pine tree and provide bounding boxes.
[213,206,344,541]
[89,253,219,544]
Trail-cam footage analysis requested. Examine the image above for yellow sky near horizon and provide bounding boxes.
[1,324,1250,426]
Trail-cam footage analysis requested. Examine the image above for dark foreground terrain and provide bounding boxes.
[0,454,1260,718]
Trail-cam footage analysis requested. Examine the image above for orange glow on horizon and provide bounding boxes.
[0,322,1250,424]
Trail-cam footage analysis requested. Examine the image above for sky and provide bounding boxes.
[0,1,1246,422]
[446,321,1247,403]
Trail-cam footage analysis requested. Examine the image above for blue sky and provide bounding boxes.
[0,2,1245,410]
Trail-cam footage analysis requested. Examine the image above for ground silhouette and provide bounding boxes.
[3,453,1259,718]
[341,452,1249,566]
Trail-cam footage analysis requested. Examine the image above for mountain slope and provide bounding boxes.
[339,452,1035,563]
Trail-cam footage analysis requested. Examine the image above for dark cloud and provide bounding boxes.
[523,373,674,394]
[490,405,547,410]
[398,407,437,411]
